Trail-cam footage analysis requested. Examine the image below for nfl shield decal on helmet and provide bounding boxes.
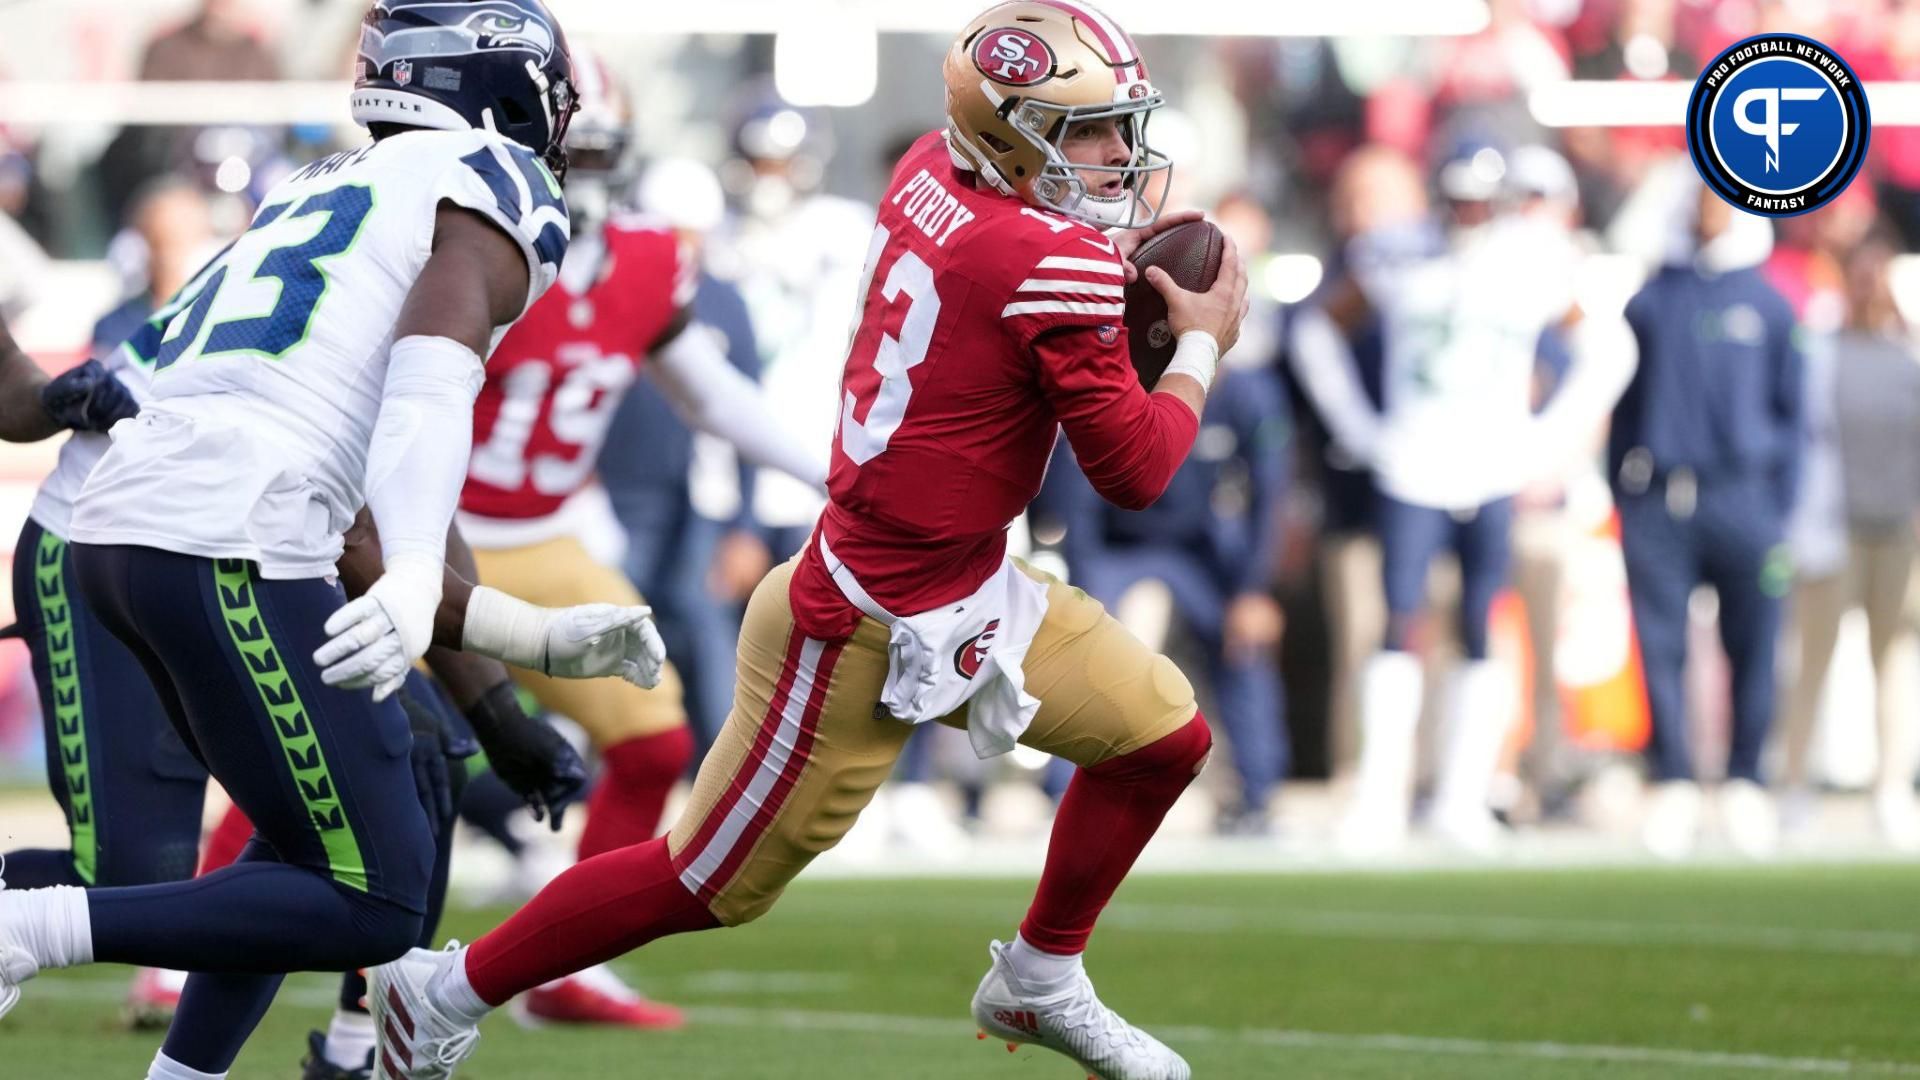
[392,58,413,86]
[973,28,1055,87]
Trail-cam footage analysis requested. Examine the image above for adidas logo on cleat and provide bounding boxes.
[994,1008,1041,1037]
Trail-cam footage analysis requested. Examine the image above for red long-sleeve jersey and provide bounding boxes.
[788,131,1198,639]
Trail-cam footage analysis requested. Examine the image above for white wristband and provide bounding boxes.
[461,585,553,671]
[1160,330,1220,393]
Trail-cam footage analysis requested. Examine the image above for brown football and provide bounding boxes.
[1122,219,1225,386]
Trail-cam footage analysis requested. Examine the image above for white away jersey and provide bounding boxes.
[68,129,568,577]
[1362,217,1577,509]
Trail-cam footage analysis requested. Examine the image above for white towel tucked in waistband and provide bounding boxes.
[819,534,1050,759]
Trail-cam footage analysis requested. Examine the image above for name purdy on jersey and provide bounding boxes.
[67,129,569,578]
[460,213,691,545]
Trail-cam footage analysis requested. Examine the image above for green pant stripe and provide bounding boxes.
[35,531,94,885]
[212,559,369,893]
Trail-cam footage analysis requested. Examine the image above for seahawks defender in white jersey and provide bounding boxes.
[1292,150,1635,856]
[0,6,642,1080]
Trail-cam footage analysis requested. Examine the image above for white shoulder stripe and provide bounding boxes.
[1036,255,1124,275]
[1002,300,1126,318]
[1017,278,1125,297]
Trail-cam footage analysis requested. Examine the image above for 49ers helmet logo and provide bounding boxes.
[973,28,1054,87]
[953,619,1002,679]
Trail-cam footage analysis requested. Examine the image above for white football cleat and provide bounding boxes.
[370,944,481,1079]
[971,940,1189,1080]
[1641,780,1702,862]
[1719,779,1778,860]
[1873,784,1920,853]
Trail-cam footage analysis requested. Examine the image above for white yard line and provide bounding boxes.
[686,1005,1920,1075]
[22,982,1919,1075]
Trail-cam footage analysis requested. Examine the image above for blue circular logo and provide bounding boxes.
[1687,33,1869,217]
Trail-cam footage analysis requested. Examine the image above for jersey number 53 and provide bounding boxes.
[154,184,376,369]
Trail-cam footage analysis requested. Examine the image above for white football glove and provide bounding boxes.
[462,585,667,688]
[546,602,668,688]
[314,553,444,702]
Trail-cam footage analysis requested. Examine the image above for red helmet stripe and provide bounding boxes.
[1031,0,1142,84]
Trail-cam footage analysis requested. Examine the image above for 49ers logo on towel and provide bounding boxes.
[974,28,1054,87]
[953,619,1002,679]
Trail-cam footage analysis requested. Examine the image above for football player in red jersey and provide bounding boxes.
[375,5,1247,1078]
[455,51,826,1029]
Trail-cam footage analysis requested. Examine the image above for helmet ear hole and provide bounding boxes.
[499,97,532,126]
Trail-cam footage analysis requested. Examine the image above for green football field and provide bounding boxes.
[7,864,1920,1079]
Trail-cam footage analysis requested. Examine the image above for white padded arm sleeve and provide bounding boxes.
[650,323,829,491]
[365,335,484,567]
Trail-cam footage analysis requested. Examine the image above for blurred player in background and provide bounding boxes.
[374,4,1249,1078]
[715,94,876,560]
[1044,282,1292,834]
[1293,141,1635,855]
[90,179,221,362]
[1615,177,1801,861]
[1777,232,1920,849]
[600,156,770,754]
[1288,146,1428,781]
[456,50,826,1029]
[1505,144,1605,817]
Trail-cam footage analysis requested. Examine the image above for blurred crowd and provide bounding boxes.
[3,0,1920,864]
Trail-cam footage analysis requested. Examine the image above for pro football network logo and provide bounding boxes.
[973,27,1055,87]
[1686,33,1869,217]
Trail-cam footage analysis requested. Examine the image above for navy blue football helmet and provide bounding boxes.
[352,0,579,179]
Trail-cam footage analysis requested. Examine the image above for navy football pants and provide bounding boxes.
[1377,493,1514,660]
[71,542,436,1071]
[1617,476,1786,783]
[2,519,206,889]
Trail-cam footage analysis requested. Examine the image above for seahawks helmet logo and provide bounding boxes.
[360,1,557,76]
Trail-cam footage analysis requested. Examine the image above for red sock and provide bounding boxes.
[465,836,718,1005]
[1019,712,1212,955]
[198,804,254,875]
[577,726,696,860]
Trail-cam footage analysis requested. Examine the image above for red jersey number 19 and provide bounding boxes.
[838,223,942,466]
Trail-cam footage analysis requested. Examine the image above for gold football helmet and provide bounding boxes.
[943,1,1172,229]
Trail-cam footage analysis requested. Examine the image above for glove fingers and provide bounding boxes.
[564,603,653,641]
[319,639,399,688]
[371,666,408,702]
[323,595,385,639]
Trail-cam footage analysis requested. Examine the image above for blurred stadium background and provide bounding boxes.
[6,1,1920,1075]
